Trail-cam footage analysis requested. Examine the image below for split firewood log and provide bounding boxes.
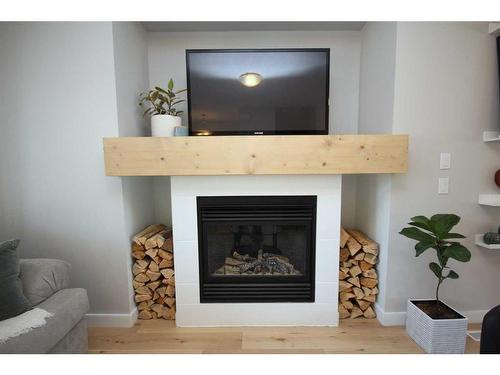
[362,269,377,279]
[346,237,362,257]
[341,299,354,310]
[137,300,154,311]
[339,270,349,280]
[347,277,360,288]
[339,280,353,291]
[132,280,144,289]
[359,260,373,272]
[145,248,159,259]
[340,291,355,301]
[135,286,152,295]
[339,247,350,262]
[146,270,161,281]
[134,273,149,283]
[352,287,364,300]
[161,237,173,252]
[166,285,175,297]
[132,251,146,260]
[346,229,379,255]
[164,297,175,307]
[357,299,371,311]
[135,294,152,303]
[146,280,161,291]
[360,277,378,289]
[350,306,364,319]
[363,306,376,319]
[340,227,350,248]
[363,294,376,303]
[149,261,160,272]
[349,265,362,277]
[339,304,350,319]
[138,310,153,320]
[133,224,166,245]
[166,306,176,320]
[363,253,378,265]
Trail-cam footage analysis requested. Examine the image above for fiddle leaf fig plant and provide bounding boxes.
[399,214,471,302]
[139,78,187,117]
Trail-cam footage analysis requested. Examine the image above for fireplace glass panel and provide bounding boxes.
[197,195,316,302]
[206,223,309,277]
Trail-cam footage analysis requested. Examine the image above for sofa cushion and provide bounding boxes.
[0,240,32,321]
[0,288,89,353]
[20,259,71,305]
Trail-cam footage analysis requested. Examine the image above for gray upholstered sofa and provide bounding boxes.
[0,259,89,353]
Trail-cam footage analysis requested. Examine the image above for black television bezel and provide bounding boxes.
[185,48,330,136]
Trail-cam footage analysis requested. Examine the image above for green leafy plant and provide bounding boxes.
[139,79,187,117]
[399,214,471,303]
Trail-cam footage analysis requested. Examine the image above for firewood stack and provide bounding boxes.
[338,228,378,319]
[131,224,175,320]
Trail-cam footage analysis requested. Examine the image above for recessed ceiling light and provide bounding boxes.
[239,72,263,88]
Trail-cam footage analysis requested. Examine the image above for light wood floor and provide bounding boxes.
[88,319,481,354]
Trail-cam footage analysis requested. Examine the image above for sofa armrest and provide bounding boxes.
[19,259,71,306]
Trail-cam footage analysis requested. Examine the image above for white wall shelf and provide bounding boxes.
[489,23,500,36]
[483,131,500,142]
[479,194,500,206]
[475,234,500,250]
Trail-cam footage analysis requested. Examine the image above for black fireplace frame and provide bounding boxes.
[197,195,316,303]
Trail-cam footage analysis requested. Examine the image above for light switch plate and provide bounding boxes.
[440,153,451,169]
[438,177,449,194]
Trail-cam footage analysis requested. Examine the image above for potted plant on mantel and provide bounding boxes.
[399,214,472,354]
[139,79,187,137]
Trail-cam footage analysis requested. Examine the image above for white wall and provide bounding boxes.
[357,22,500,322]
[0,22,134,316]
[386,22,500,314]
[147,31,362,227]
[355,22,398,315]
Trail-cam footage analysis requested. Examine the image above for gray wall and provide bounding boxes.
[147,30,363,227]
[112,22,156,310]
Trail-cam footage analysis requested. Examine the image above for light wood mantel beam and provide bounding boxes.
[103,134,408,176]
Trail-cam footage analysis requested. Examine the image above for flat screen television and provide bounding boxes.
[186,48,330,136]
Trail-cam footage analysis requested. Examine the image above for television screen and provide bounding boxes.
[186,49,330,136]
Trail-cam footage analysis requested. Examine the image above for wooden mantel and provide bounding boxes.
[103,134,408,176]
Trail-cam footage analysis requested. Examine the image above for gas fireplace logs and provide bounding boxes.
[339,228,378,319]
[131,224,175,320]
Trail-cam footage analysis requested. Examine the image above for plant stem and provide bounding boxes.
[436,277,442,305]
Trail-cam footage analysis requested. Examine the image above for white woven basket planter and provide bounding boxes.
[406,299,468,354]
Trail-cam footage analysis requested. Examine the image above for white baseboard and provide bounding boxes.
[375,303,488,326]
[86,307,138,327]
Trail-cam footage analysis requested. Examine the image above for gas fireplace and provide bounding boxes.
[197,195,316,303]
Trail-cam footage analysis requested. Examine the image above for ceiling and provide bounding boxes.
[142,22,366,32]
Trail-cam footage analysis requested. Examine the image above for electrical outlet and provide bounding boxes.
[438,177,449,194]
[440,153,451,169]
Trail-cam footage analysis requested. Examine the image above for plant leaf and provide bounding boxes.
[430,214,460,238]
[410,216,432,231]
[441,232,466,239]
[168,78,174,90]
[443,243,471,262]
[415,241,435,256]
[446,270,459,279]
[399,227,436,243]
[429,262,442,278]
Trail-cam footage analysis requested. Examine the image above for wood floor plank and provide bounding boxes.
[87,319,481,354]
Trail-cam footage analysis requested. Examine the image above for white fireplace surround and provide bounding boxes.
[170,175,341,326]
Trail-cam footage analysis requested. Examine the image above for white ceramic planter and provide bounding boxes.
[406,299,467,354]
[151,114,182,137]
